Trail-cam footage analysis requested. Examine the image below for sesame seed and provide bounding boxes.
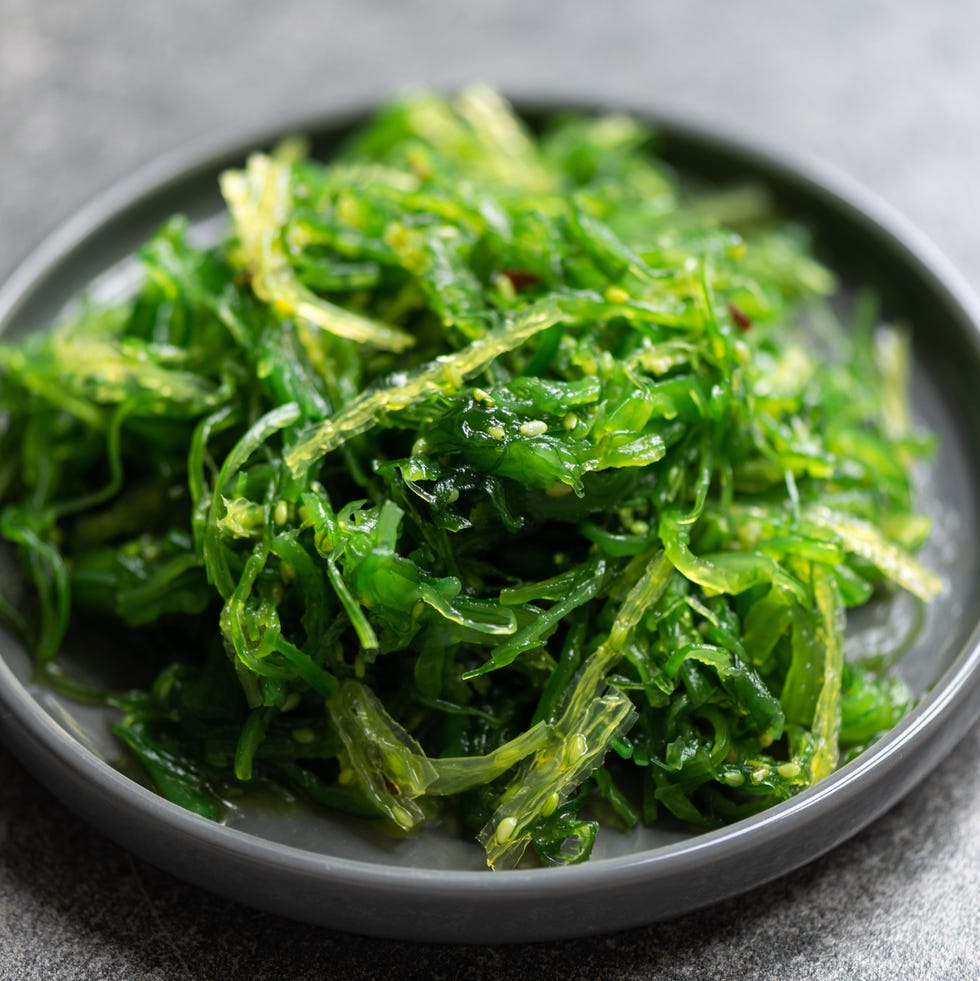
[546,482,574,498]
[541,792,561,817]
[391,805,414,829]
[518,419,548,437]
[495,816,518,844]
[565,733,588,765]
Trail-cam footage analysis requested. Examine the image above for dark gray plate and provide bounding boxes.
[1,101,978,944]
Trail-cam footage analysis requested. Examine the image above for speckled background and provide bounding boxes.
[1,1,978,978]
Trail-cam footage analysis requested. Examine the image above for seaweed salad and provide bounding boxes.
[0,86,941,869]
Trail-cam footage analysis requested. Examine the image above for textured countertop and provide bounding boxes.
[1,2,978,977]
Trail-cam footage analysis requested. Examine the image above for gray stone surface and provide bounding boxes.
[0,1,978,977]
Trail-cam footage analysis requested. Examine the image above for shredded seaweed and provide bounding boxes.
[0,85,940,868]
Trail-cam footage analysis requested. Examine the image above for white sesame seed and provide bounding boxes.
[541,792,561,817]
[495,816,518,844]
[391,805,413,828]
[518,420,548,437]
[565,733,588,765]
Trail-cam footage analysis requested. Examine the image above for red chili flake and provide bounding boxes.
[502,269,541,292]
[728,301,752,331]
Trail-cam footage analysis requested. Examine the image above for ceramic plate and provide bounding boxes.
[0,100,978,943]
